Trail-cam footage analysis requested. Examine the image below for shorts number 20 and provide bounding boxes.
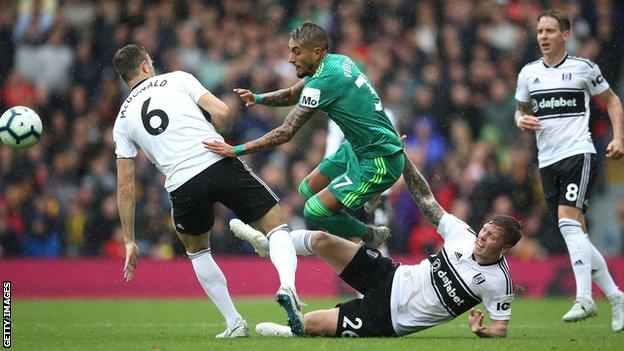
[340,316,362,337]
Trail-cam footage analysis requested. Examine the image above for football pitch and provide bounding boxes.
[12,297,621,351]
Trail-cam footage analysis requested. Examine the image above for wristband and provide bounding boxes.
[233,144,245,156]
[253,93,264,103]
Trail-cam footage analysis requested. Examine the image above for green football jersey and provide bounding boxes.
[299,54,403,158]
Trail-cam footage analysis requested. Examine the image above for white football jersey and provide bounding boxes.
[389,213,514,336]
[515,54,609,168]
[113,71,224,192]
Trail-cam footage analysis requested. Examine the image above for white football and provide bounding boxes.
[0,106,43,150]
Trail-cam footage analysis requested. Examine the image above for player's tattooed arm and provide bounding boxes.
[517,101,532,115]
[402,154,445,226]
[259,80,306,107]
[514,100,540,131]
[514,101,531,123]
[242,105,315,153]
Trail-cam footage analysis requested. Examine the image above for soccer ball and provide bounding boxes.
[0,106,43,150]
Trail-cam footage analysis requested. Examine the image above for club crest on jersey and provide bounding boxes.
[562,73,572,81]
[472,273,485,285]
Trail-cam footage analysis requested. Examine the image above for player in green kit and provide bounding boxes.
[204,21,404,248]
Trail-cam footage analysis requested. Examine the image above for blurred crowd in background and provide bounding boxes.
[1,0,624,260]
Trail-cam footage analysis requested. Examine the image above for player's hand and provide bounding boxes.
[468,309,486,333]
[516,115,541,131]
[233,88,257,107]
[123,242,139,282]
[606,137,624,160]
[202,139,236,157]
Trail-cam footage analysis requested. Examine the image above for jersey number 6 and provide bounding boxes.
[141,98,169,135]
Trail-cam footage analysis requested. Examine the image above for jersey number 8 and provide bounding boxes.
[565,183,578,202]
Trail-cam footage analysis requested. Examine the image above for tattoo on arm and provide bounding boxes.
[261,80,306,107]
[514,101,532,126]
[402,156,445,226]
[243,105,315,154]
[261,87,296,106]
[517,101,532,115]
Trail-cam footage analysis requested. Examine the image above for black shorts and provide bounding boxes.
[335,245,399,338]
[168,157,279,235]
[539,153,598,214]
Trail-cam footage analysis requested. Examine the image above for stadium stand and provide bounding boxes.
[0,0,623,262]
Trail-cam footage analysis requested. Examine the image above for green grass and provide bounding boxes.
[11,297,621,351]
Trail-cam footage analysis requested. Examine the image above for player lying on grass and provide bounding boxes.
[233,154,520,337]
[204,21,403,249]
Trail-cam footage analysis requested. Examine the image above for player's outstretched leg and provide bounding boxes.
[246,205,303,335]
[303,194,391,248]
[231,219,316,257]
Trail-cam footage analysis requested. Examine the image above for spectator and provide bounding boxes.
[0,209,20,257]
[0,0,622,259]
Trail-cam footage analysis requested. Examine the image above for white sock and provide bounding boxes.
[559,219,593,300]
[289,230,315,256]
[268,225,298,292]
[584,233,620,298]
[188,249,242,328]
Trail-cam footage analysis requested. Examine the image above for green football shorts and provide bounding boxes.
[319,141,404,210]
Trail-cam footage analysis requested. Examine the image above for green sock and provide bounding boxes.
[303,196,367,239]
[298,178,316,199]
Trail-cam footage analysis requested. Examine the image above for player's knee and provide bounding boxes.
[178,231,211,254]
[303,311,335,337]
[303,313,320,335]
[298,178,316,199]
[309,231,331,252]
[180,240,209,254]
